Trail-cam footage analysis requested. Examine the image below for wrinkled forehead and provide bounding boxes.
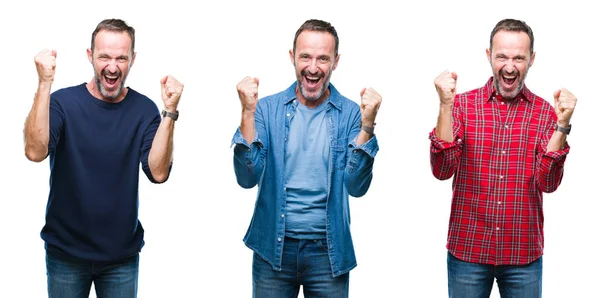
[93,30,134,54]
[491,30,532,54]
[295,31,336,54]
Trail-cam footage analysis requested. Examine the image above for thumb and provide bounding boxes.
[51,49,57,58]
[360,88,366,98]
[253,77,260,86]
[553,89,561,103]
[161,75,169,85]
[451,72,458,80]
[160,76,168,95]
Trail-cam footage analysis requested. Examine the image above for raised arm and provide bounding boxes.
[430,71,463,180]
[24,49,57,162]
[232,76,267,189]
[536,88,576,193]
[345,87,382,197]
[238,76,260,144]
[148,75,184,183]
[435,71,457,142]
[546,88,576,152]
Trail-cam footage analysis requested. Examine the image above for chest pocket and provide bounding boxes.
[331,137,349,170]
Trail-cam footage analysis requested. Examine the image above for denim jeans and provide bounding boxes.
[448,252,542,298]
[46,249,139,298]
[253,237,349,298]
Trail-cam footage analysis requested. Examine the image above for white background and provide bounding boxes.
[1,0,598,297]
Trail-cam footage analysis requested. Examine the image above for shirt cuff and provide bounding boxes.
[231,127,262,149]
[544,141,570,159]
[429,128,460,151]
[349,134,379,158]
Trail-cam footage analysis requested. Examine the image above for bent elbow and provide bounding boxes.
[540,184,560,194]
[347,179,371,198]
[348,188,368,198]
[236,177,257,189]
[25,147,46,162]
[152,173,169,184]
[434,173,453,181]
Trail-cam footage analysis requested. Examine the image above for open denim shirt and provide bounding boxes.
[232,82,378,277]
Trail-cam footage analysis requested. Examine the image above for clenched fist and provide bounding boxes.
[34,49,57,83]
[237,76,259,112]
[160,75,184,112]
[434,71,457,106]
[360,87,382,126]
[553,88,577,127]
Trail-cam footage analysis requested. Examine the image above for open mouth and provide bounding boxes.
[501,73,517,87]
[103,72,120,88]
[304,74,321,89]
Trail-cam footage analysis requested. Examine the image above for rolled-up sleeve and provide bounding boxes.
[345,110,379,198]
[535,119,570,193]
[429,100,464,181]
[231,104,267,189]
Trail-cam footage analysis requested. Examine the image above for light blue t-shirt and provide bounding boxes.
[284,100,329,239]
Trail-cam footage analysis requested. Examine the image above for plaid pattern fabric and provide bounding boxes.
[430,77,570,265]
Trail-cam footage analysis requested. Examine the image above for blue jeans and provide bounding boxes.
[448,252,542,298]
[253,237,349,298]
[46,249,139,298]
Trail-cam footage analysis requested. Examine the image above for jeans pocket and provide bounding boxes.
[315,239,329,252]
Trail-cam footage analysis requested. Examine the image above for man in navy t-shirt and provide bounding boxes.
[23,18,183,298]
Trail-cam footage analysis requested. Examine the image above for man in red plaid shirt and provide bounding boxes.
[430,18,577,298]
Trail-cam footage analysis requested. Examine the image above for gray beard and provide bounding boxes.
[299,80,330,102]
[493,68,529,100]
[94,73,126,100]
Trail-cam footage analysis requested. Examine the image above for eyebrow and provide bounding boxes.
[98,53,129,59]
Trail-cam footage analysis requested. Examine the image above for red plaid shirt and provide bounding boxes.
[430,77,570,265]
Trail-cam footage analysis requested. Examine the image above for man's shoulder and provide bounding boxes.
[51,83,86,98]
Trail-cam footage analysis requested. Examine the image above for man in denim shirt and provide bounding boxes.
[231,19,381,297]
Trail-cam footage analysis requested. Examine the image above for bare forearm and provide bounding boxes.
[24,82,52,162]
[546,127,568,152]
[148,118,175,182]
[241,110,255,144]
[436,104,454,142]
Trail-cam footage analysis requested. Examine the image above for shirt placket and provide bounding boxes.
[492,96,520,264]
[279,101,297,245]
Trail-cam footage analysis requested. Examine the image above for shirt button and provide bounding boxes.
[501,150,506,154]
[504,125,509,129]
[283,187,286,191]
[277,237,282,242]
[497,201,502,205]
[281,214,285,218]
[286,113,291,117]
[500,102,505,105]
[496,227,500,231]
[499,175,504,179]
[457,138,462,143]
[520,98,523,101]
[247,148,251,152]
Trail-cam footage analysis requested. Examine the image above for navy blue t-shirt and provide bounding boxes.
[42,83,166,262]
